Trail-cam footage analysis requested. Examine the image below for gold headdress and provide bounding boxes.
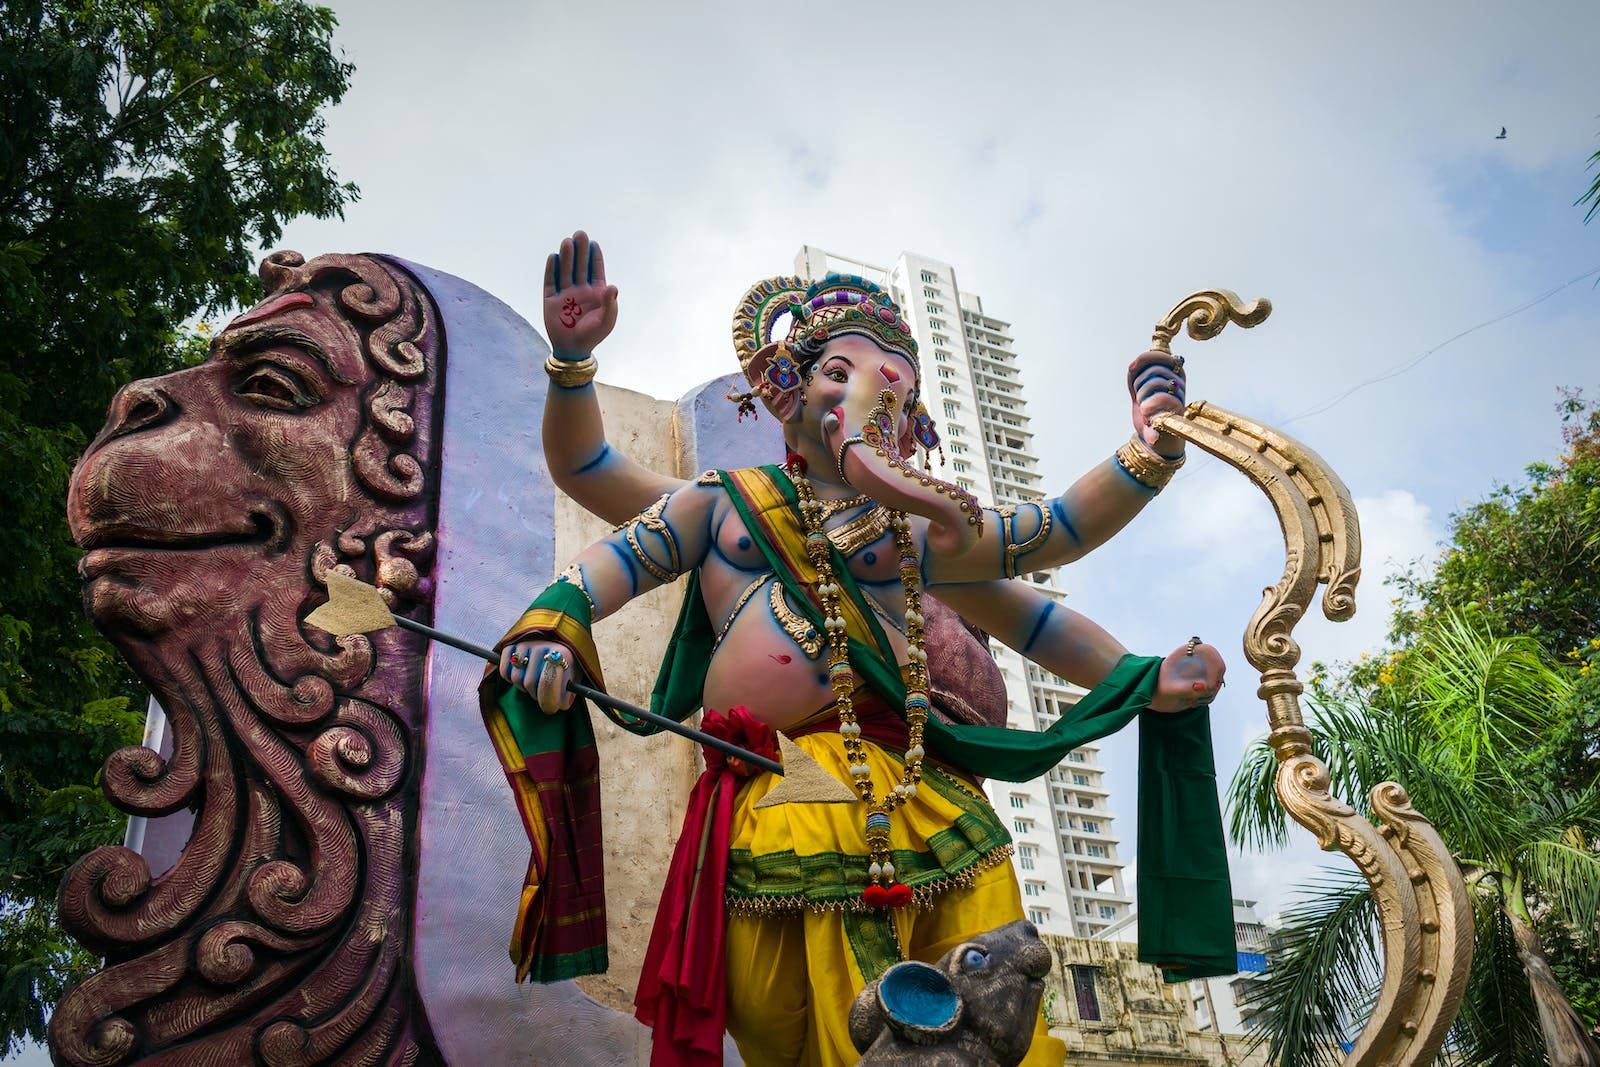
[731,273,919,378]
[727,274,934,462]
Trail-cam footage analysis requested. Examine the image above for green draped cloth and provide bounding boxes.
[640,465,1237,982]
[485,465,1235,984]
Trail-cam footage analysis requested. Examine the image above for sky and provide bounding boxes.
[14,2,1599,1063]
[248,0,1600,922]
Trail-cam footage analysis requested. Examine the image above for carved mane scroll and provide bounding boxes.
[1148,293,1473,1066]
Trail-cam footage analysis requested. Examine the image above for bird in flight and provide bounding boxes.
[1495,127,1507,140]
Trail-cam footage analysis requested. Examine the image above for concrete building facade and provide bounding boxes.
[794,246,1132,939]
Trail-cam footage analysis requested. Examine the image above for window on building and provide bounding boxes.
[952,460,968,473]
[939,384,954,395]
[957,479,972,490]
[929,317,945,330]
[937,366,952,378]
[1018,845,1036,870]
[1086,844,1108,858]
[1078,798,1094,809]
[1072,774,1090,786]
[922,287,938,300]
[1013,818,1029,834]
[930,332,948,345]
[1024,881,1041,897]
[1070,966,1102,1022]
[925,304,939,315]
[946,425,961,438]
[934,350,948,363]
[1081,820,1100,834]
[920,270,938,284]
[943,401,958,420]
[1027,908,1047,925]
[1068,752,1086,763]
[1073,841,1083,854]
[1009,795,1025,809]
[1099,905,1117,920]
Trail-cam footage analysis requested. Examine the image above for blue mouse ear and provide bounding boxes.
[878,960,961,1041]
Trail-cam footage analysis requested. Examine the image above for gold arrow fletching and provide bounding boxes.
[305,572,397,637]
[754,732,860,808]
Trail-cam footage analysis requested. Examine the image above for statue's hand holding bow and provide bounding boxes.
[1127,349,1187,455]
[544,229,619,360]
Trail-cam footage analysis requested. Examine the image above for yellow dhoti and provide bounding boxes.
[721,732,1066,1067]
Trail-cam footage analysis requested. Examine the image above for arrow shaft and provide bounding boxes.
[389,614,785,777]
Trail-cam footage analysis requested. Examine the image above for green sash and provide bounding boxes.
[679,465,1235,981]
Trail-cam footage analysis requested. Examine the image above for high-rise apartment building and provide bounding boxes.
[794,246,1131,937]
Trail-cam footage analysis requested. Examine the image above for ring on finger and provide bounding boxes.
[535,657,564,712]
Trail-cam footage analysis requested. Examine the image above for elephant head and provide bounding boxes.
[734,275,983,556]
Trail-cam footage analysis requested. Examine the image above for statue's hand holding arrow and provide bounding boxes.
[306,571,856,805]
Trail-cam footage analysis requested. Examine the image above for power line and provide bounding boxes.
[1168,263,1600,486]
[1280,264,1600,427]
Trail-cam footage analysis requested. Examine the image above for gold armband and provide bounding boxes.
[1115,435,1185,491]
[621,492,681,583]
[545,353,598,388]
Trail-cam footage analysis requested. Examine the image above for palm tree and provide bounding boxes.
[1227,612,1600,1066]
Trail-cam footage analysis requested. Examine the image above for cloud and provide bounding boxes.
[261,0,1600,931]
[1297,488,1442,666]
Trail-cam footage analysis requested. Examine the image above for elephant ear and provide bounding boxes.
[876,960,963,1045]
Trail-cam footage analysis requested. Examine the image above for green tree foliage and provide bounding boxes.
[1580,126,1600,225]
[1392,391,1599,661]
[1230,616,1598,1065]
[0,0,354,1052]
[1227,396,1600,1064]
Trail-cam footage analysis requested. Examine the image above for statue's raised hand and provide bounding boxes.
[544,230,619,360]
[1127,350,1187,455]
[1149,637,1225,713]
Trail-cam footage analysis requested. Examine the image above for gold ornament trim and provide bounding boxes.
[554,561,597,615]
[723,845,1013,916]
[716,573,771,648]
[1148,288,1272,354]
[621,492,680,583]
[544,353,598,387]
[770,582,825,659]
[1000,503,1051,579]
[1147,289,1470,1067]
[827,505,893,556]
[1114,435,1185,491]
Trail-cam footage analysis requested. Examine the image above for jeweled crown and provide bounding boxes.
[731,273,919,378]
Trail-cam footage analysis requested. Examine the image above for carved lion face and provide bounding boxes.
[69,253,437,645]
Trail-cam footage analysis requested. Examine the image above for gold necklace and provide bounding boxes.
[814,493,872,520]
[790,460,929,909]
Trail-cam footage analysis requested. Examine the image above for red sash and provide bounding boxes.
[633,696,905,1065]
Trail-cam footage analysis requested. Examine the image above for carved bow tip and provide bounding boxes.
[1150,288,1271,353]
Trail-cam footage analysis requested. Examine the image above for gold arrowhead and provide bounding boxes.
[305,572,397,637]
[754,732,860,808]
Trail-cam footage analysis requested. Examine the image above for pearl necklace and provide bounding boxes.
[789,459,929,909]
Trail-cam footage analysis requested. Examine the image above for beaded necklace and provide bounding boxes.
[788,456,929,910]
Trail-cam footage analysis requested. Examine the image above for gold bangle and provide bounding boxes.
[1115,435,1185,491]
[545,353,598,388]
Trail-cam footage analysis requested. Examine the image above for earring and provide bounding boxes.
[911,403,944,467]
[762,346,802,405]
